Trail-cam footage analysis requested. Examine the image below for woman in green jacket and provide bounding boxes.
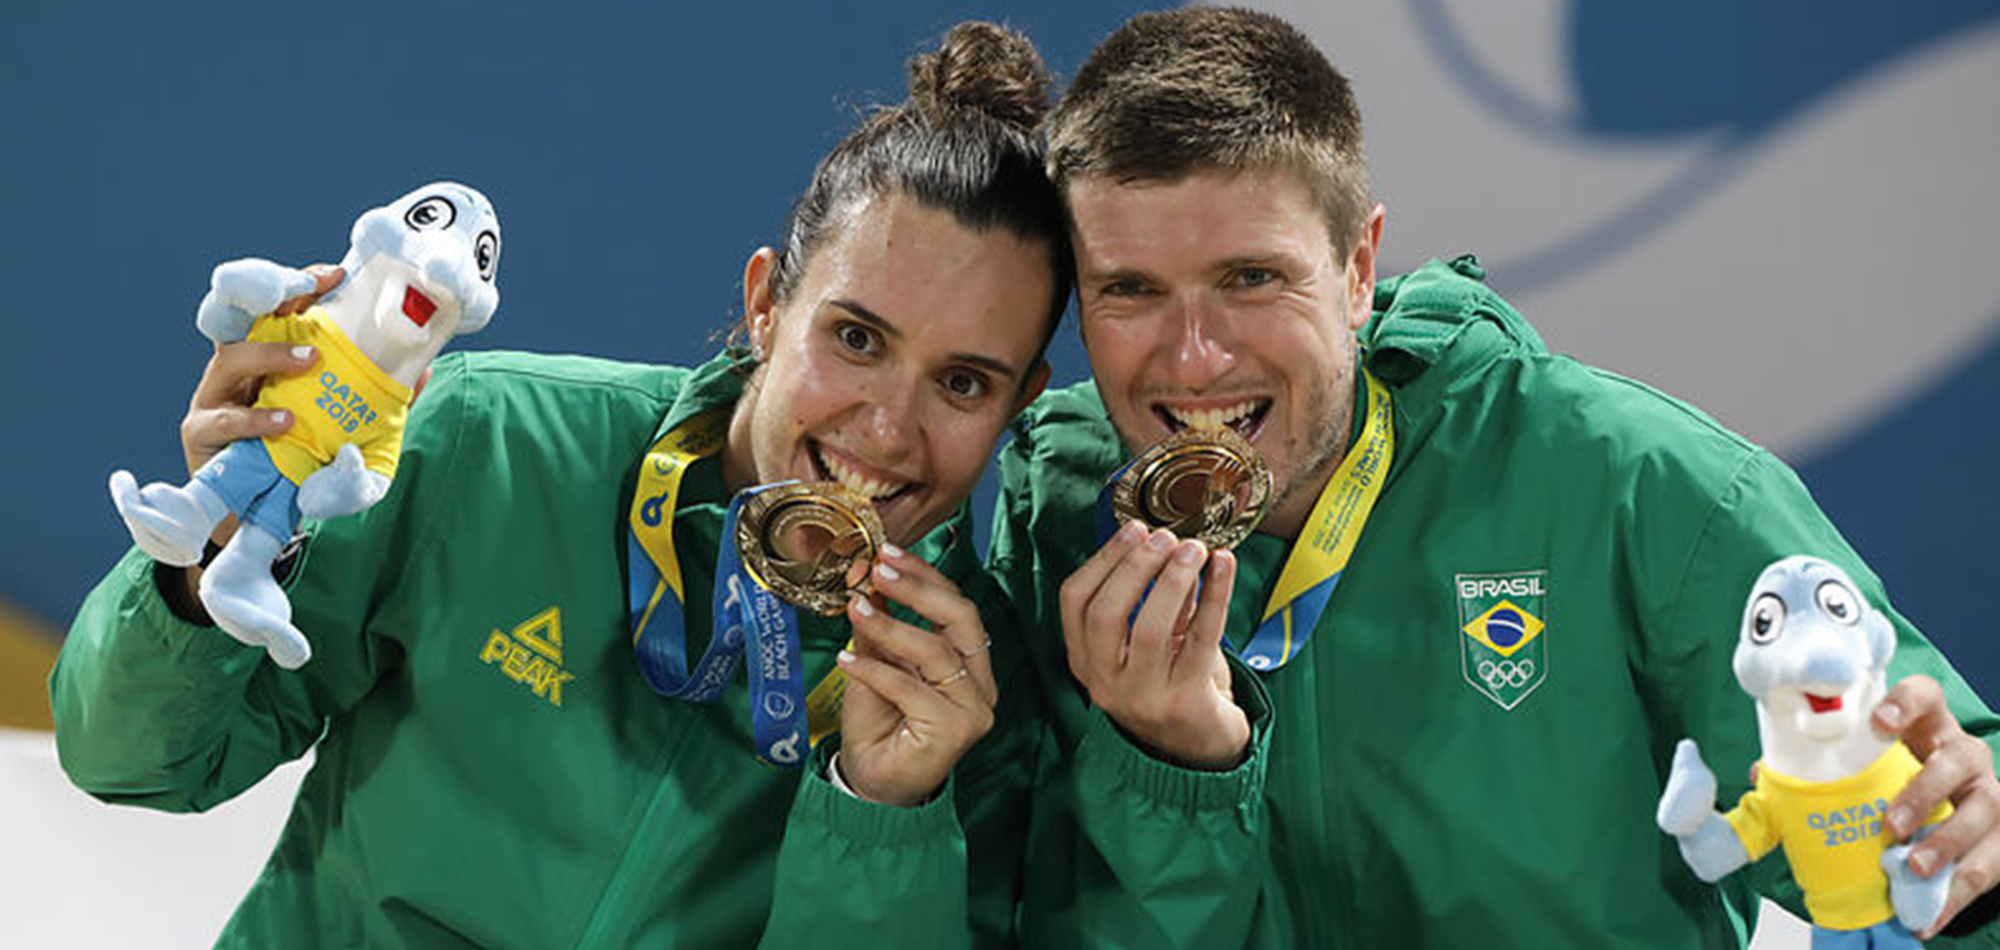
[52,22,1064,950]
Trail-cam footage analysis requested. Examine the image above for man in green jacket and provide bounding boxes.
[992,8,2000,948]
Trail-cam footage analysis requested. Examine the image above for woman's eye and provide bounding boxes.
[836,323,879,354]
[942,370,988,400]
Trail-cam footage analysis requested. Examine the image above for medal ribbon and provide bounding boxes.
[625,410,825,768]
[628,409,733,700]
[1241,369,1394,670]
[717,485,810,767]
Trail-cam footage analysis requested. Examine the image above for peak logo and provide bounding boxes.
[478,606,576,708]
[1456,571,1550,711]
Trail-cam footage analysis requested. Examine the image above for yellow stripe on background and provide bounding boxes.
[0,599,59,730]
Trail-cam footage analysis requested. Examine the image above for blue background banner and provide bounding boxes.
[3,1,1993,716]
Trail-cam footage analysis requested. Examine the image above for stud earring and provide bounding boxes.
[751,343,767,362]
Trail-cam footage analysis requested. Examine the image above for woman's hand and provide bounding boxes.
[161,265,339,615]
[834,544,999,807]
[180,265,343,478]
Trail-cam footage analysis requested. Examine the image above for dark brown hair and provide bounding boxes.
[1045,7,1371,255]
[764,22,1071,359]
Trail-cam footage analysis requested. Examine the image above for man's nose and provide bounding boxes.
[1157,295,1236,388]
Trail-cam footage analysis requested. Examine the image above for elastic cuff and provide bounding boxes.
[791,741,961,846]
[123,548,256,663]
[1075,704,1268,817]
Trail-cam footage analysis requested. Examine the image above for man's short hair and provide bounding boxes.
[1045,7,1371,255]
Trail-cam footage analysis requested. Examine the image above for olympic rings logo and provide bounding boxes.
[1478,659,1536,690]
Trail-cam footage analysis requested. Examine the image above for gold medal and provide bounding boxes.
[1111,427,1272,550]
[735,481,886,615]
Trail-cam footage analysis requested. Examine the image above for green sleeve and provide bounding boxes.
[760,571,1045,950]
[759,742,976,947]
[49,356,468,814]
[1647,449,2000,946]
[990,418,1273,950]
[1015,663,1273,950]
[50,547,324,811]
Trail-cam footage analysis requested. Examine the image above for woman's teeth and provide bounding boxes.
[818,449,907,500]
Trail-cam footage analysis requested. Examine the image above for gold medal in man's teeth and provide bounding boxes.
[1111,427,1272,550]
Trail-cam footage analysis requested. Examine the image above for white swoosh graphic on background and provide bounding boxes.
[1247,0,2000,457]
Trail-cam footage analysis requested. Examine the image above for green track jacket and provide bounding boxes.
[991,256,2000,948]
[53,350,1041,949]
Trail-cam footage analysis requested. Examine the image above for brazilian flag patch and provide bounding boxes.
[1456,571,1548,710]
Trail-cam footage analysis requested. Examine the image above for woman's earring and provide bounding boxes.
[751,343,767,362]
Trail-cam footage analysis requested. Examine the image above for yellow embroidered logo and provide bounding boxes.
[478,606,576,707]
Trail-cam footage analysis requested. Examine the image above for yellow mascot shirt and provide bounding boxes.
[247,308,413,485]
[1725,743,1951,930]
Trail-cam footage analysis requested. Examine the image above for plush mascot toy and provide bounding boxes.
[110,182,500,669]
[1657,555,1955,947]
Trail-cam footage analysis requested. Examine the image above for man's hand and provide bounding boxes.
[834,546,998,807]
[1874,674,2000,937]
[1058,519,1249,769]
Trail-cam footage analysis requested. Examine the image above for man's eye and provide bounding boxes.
[1231,267,1278,289]
[1101,279,1147,298]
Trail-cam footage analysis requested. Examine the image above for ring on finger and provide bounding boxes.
[930,666,971,688]
[958,636,993,658]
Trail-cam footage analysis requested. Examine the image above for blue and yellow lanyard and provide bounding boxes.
[625,409,844,767]
[1096,370,1394,671]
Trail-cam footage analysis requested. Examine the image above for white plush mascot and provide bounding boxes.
[1657,555,1954,948]
[110,182,500,669]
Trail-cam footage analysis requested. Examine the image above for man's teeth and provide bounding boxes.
[1165,400,1260,431]
[820,451,906,500]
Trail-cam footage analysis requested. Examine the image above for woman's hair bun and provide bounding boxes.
[906,21,1052,133]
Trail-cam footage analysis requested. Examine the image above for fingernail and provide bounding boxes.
[1147,529,1174,551]
[1910,848,1936,876]
[837,649,856,665]
[1889,806,1912,835]
[1876,701,1905,728]
[881,542,904,559]
[875,562,901,582]
[1175,541,1204,565]
[270,409,290,426]
[1117,520,1145,543]
[851,596,875,617]
[292,345,315,362]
